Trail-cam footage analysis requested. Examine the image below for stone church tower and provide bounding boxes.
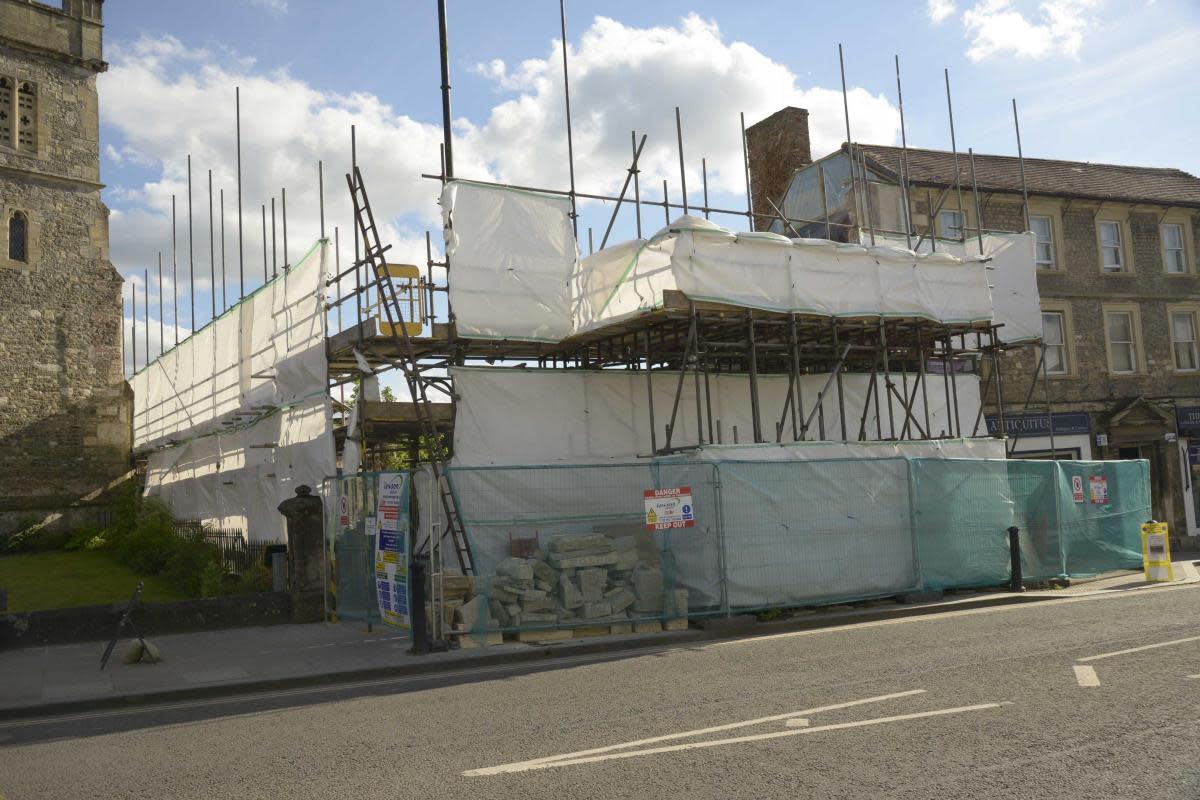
[0,0,130,533]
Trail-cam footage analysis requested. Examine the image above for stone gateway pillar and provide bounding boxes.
[277,485,324,594]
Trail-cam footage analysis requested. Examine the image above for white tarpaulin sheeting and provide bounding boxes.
[439,182,1008,343]
[135,241,335,539]
[870,230,1042,343]
[450,366,988,466]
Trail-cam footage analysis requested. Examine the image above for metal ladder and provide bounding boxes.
[346,166,474,575]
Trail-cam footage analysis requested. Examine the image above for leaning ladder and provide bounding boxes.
[346,166,474,575]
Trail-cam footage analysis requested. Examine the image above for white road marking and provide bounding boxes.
[1077,634,1200,663]
[784,718,810,727]
[486,689,926,772]
[1186,674,1200,680]
[464,702,1008,775]
[1073,665,1101,687]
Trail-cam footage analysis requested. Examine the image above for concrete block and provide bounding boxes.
[580,601,612,619]
[517,629,574,643]
[633,620,662,634]
[455,595,488,629]
[458,631,503,648]
[496,557,535,581]
[548,551,619,570]
[558,574,584,609]
[604,587,636,615]
[572,625,611,639]
[548,534,614,554]
[578,568,607,602]
[632,566,664,613]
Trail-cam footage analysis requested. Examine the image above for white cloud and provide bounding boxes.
[928,0,958,24]
[100,17,899,330]
[962,0,1099,61]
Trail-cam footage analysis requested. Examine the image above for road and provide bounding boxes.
[2,584,1199,799]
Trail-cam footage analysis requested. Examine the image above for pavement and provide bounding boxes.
[1,554,1196,720]
[2,561,1200,798]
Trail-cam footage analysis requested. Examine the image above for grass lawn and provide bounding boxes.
[0,551,188,613]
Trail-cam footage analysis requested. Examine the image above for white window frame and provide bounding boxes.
[1103,304,1143,375]
[1169,306,1200,372]
[1030,214,1056,269]
[938,209,965,240]
[1162,223,1187,274]
[1098,219,1126,272]
[1041,310,1069,375]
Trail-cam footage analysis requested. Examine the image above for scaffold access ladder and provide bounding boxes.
[346,166,474,575]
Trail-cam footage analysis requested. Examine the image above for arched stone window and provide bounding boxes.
[16,81,36,154]
[9,211,28,263]
[0,77,12,148]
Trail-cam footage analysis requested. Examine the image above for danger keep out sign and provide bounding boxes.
[645,487,695,531]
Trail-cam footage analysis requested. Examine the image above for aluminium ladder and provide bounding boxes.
[346,166,474,575]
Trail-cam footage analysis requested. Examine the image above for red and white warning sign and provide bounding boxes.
[644,487,695,531]
[1089,475,1109,505]
[1071,475,1085,503]
[338,494,350,526]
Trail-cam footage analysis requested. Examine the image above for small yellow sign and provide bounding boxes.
[1140,521,1173,582]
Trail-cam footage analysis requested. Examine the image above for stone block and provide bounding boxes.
[580,601,612,619]
[535,579,554,593]
[458,631,503,648]
[548,534,614,554]
[489,599,511,628]
[609,622,633,635]
[532,560,558,585]
[520,610,558,624]
[548,551,620,570]
[578,568,607,602]
[521,595,554,613]
[455,595,489,629]
[441,575,473,600]
[666,588,689,618]
[517,629,573,643]
[664,618,688,631]
[572,625,611,639]
[490,582,519,604]
[558,574,584,609]
[604,587,636,615]
[496,557,535,581]
[632,566,664,613]
[633,620,663,634]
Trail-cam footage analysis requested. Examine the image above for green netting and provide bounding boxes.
[321,472,411,626]
[326,456,1150,639]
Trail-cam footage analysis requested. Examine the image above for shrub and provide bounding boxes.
[198,561,226,598]
[237,563,273,594]
[164,533,223,597]
[64,526,106,552]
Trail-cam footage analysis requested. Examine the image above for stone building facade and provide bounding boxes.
[748,110,1200,539]
[0,0,130,534]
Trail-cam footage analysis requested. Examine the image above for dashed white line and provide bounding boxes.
[1073,665,1101,687]
[1077,634,1200,663]
[464,702,1008,775]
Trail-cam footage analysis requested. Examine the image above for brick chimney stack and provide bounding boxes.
[745,107,811,231]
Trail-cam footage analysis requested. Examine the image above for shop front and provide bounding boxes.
[985,411,1092,460]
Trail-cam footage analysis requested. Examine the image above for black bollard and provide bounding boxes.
[1007,526,1024,593]
[408,554,430,654]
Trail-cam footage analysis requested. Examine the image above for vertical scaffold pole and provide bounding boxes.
[207,169,215,320]
[675,106,688,216]
[894,55,913,246]
[156,252,163,356]
[559,0,577,237]
[171,194,178,346]
[219,189,227,312]
[1013,98,1031,232]
[944,69,966,243]
[740,112,753,229]
[437,0,454,179]
[631,131,642,238]
[236,86,244,300]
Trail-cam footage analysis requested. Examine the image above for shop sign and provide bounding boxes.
[1096,433,1109,447]
[984,411,1090,437]
[1176,406,1200,435]
[644,487,695,531]
[1071,475,1085,503]
[1089,475,1109,505]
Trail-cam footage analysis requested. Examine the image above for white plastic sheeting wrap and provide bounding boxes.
[449,366,987,466]
[441,181,577,341]
[135,241,335,539]
[870,231,1041,343]
[439,182,1005,342]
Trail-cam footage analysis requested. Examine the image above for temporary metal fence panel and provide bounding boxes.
[321,471,412,627]
[339,455,1150,641]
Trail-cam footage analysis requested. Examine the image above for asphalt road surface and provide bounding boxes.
[2,584,1199,799]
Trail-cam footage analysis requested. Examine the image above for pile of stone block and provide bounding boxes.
[443,528,690,645]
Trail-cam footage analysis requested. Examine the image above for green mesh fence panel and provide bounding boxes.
[1055,460,1146,576]
[322,472,411,626]
[712,458,920,610]
[446,462,721,637]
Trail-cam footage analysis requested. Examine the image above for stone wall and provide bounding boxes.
[0,13,128,534]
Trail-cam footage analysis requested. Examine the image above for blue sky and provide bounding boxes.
[101,0,1200,371]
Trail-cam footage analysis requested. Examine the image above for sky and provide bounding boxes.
[101,0,1200,375]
